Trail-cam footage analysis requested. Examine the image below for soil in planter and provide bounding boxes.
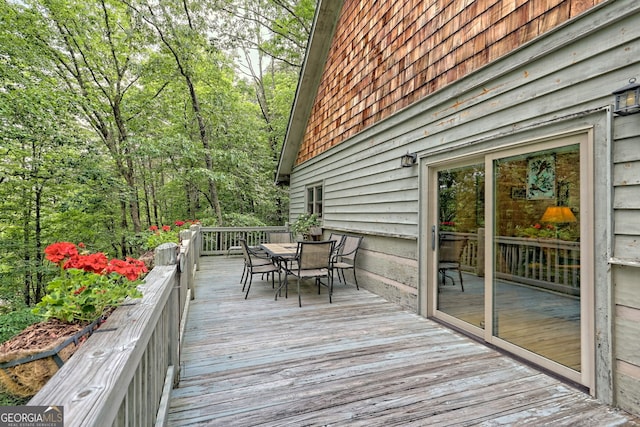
[0,319,95,397]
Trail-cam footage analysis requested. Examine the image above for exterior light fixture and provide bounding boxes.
[400,152,417,167]
[612,78,640,116]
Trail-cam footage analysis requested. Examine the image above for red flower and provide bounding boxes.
[533,223,542,229]
[78,242,86,248]
[106,258,148,281]
[149,225,159,231]
[162,225,171,232]
[175,220,185,227]
[64,252,109,274]
[74,286,87,295]
[45,242,78,263]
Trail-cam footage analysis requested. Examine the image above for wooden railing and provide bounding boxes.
[200,226,289,255]
[495,235,580,296]
[446,231,580,296]
[29,224,200,426]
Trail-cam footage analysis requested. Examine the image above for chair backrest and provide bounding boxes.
[329,233,345,253]
[297,240,335,270]
[439,236,467,263]
[239,239,253,266]
[338,235,363,263]
[268,231,293,243]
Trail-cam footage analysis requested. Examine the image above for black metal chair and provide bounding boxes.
[329,233,346,255]
[278,240,335,307]
[240,239,280,299]
[238,239,272,285]
[332,235,363,290]
[268,231,293,243]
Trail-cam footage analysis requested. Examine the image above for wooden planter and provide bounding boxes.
[0,319,100,397]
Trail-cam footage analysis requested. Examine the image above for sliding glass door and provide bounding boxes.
[435,163,485,330]
[429,132,592,387]
[492,144,581,371]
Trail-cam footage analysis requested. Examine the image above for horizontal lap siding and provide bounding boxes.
[613,116,640,259]
[613,114,640,415]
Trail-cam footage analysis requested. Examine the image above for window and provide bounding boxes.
[306,184,323,217]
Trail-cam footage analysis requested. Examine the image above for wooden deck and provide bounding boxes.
[168,256,639,426]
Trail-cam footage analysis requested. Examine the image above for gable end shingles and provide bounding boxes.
[294,0,603,166]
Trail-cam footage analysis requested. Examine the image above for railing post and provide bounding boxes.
[154,243,180,387]
[191,224,201,269]
[155,242,178,266]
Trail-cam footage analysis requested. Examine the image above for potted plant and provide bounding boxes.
[291,213,322,240]
[0,242,147,397]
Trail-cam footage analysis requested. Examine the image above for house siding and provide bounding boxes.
[612,114,640,415]
[288,0,640,414]
[296,0,606,166]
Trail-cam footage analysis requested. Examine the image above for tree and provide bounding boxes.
[128,0,226,225]
[24,0,167,235]
[215,0,316,224]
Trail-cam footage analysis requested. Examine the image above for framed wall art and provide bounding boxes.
[526,154,555,200]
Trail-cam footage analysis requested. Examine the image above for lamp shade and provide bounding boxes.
[540,206,577,223]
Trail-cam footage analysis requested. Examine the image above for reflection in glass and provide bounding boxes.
[493,144,581,371]
[437,164,485,329]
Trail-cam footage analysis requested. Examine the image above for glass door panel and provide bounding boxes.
[436,163,485,329]
[492,144,581,371]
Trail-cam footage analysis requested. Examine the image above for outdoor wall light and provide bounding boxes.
[400,152,417,167]
[612,77,640,116]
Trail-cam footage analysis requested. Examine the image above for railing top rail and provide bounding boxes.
[201,226,288,232]
[496,235,580,250]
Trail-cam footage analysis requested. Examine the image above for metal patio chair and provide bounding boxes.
[332,235,363,290]
[268,231,293,243]
[278,240,335,307]
[240,239,280,300]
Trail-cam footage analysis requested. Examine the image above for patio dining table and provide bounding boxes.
[259,242,299,260]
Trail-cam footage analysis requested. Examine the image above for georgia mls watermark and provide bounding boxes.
[0,406,63,427]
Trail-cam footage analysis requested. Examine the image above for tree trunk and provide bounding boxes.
[34,185,44,303]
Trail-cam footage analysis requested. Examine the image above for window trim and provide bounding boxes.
[306,183,324,217]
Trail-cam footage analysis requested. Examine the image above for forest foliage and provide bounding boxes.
[0,0,314,307]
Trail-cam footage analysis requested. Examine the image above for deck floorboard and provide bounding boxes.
[168,256,638,426]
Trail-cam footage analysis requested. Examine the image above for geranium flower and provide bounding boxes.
[175,220,185,227]
[64,252,109,274]
[162,225,171,232]
[44,242,79,263]
[107,258,148,281]
[37,242,146,323]
[149,225,159,231]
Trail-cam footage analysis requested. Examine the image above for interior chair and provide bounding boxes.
[438,235,467,291]
[268,231,293,243]
[332,235,363,290]
[240,239,280,299]
[278,240,335,307]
